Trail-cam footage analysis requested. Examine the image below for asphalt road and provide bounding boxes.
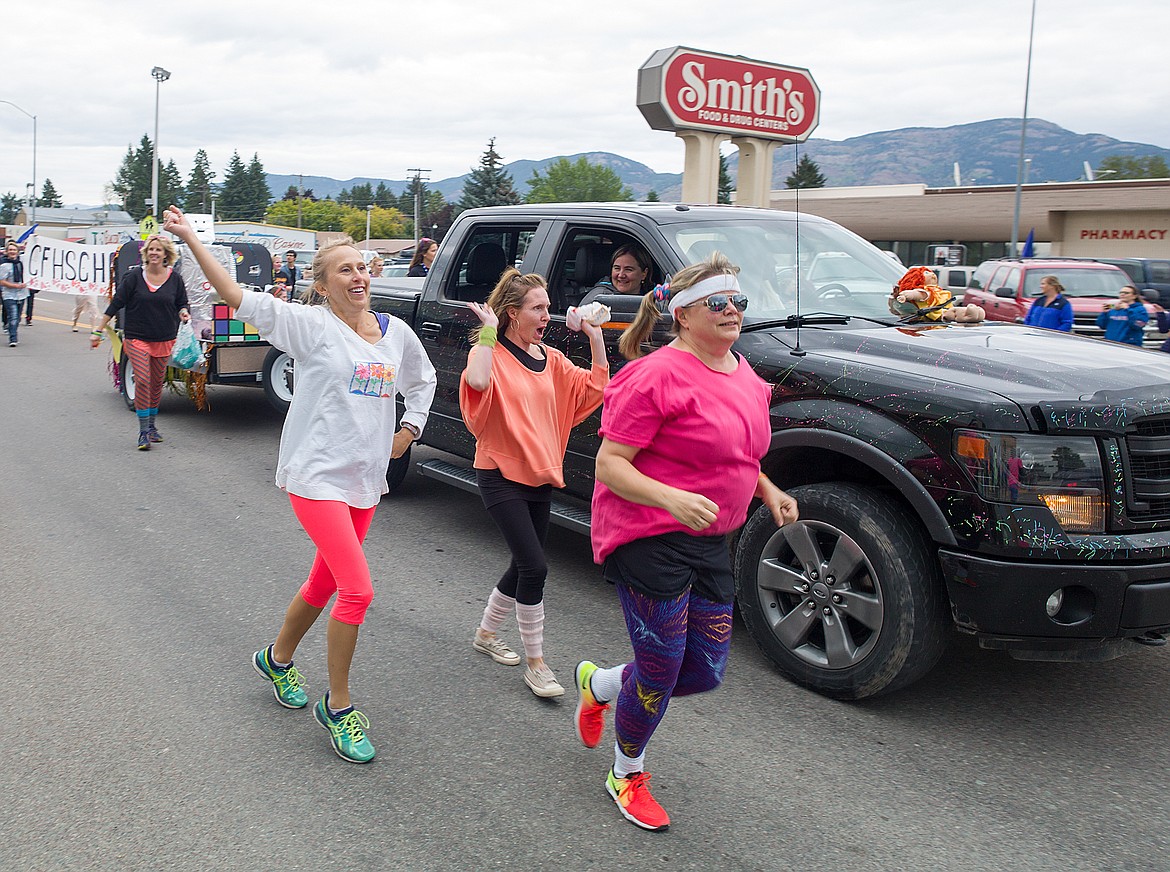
[3,294,1169,871]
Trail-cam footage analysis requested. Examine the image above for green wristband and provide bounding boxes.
[478,325,498,347]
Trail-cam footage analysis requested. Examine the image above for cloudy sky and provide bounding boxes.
[3,0,1167,206]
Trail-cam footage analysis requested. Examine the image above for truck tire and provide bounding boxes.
[261,347,294,414]
[119,347,137,411]
[734,482,948,700]
[386,445,411,493]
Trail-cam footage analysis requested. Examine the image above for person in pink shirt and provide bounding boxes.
[461,268,608,699]
[573,252,798,832]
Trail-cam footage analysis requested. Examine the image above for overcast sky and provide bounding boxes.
[4,0,1168,206]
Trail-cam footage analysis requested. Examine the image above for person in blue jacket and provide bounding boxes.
[1023,275,1074,332]
[1154,304,1170,354]
[1096,285,1148,346]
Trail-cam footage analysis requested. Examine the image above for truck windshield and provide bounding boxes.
[661,218,905,322]
[1022,268,1129,297]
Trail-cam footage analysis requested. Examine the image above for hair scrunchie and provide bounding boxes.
[651,281,671,313]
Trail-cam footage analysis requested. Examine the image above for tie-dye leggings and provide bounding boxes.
[614,583,733,759]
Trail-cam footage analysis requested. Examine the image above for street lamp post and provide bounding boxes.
[1010,0,1037,257]
[365,204,373,249]
[150,66,171,217]
[0,99,36,226]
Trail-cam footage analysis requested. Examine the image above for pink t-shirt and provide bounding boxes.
[591,346,773,563]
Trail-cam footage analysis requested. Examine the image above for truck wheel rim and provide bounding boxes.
[753,520,884,670]
[273,353,294,402]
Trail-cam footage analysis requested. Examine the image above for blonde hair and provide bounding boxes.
[470,268,547,344]
[142,234,179,267]
[303,237,361,306]
[618,251,740,360]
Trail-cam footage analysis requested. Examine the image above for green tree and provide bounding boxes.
[0,192,21,223]
[785,154,826,189]
[526,156,633,203]
[159,160,185,213]
[340,205,408,240]
[645,189,660,202]
[282,185,299,201]
[1096,154,1170,180]
[246,154,271,219]
[347,183,375,210]
[266,197,364,233]
[459,138,522,210]
[718,153,733,204]
[110,134,155,220]
[185,149,216,213]
[373,182,394,208]
[37,178,63,208]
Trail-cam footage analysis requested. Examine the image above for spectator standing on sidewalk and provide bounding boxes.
[461,268,608,698]
[1,240,28,346]
[163,206,436,764]
[1096,285,1149,346]
[574,253,798,831]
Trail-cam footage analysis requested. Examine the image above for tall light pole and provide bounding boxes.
[365,204,373,249]
[406,167,430,244]
[0,99,36,226]
[1010,0,1037,257]
[150,66,171,217]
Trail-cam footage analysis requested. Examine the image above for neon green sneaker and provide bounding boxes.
[252,647,308,709]
[313,697,376,764]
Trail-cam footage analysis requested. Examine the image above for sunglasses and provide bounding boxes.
[686,293,749,313]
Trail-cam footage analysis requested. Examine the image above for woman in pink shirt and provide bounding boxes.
[461,268,608,698]
[574,252,798,832]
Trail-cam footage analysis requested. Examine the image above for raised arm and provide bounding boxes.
[161,206,244,309]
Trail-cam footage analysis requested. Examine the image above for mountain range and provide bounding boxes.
[266,118,1170,204]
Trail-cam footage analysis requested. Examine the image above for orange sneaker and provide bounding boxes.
[606,769,670,831]
[574,660,609,748]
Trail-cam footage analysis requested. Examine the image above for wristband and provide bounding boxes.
[477,325,497,348]
[401,421,420,439]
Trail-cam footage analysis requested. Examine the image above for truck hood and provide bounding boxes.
[768,321,1170,434]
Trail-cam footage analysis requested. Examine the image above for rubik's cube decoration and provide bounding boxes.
[212,303,262,343]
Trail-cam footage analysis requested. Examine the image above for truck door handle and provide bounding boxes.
[419,322,442,341]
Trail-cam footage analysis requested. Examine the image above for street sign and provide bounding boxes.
[139,214,159,239]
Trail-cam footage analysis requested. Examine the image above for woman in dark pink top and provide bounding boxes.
[573,252,798,832]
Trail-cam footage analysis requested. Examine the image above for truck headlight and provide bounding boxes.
[954,430,1105,533]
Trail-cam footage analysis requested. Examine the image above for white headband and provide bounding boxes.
[667,273,741,315]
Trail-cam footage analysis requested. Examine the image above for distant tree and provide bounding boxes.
[184,149,216,213]
[718,153,733,204]
[459,138,522,210]
[246,154,270,218]
[37,178,63,209]
[340,205,408,241]
[1096,154,1170,180]
[786,154,826,189]
[645,189,660,202]
[397,175,434,235]
[526,157,633,203]
[110,134,155,219]
[0,192,21,223]
[158,160,185,213]
[348,182,374,210]
[216,151,252,220]
[373,182,394,208]
[267,197,352,232]
[282,185,299,201]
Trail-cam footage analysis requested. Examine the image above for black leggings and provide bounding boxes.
[485,497,551,606]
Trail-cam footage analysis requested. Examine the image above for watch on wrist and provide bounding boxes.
[401,421,420,439]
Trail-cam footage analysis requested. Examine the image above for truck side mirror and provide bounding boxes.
[995,287,1016,298]
[1140,288,1160,304]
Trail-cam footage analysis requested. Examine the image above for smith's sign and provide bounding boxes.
[638,47,820,142]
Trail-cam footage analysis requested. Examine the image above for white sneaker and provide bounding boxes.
[472,629,521,666]
[524,664,565,698]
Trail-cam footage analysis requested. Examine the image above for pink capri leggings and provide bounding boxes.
[289,494,377,625]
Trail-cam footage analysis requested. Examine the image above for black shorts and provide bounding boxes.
[602,531,735,604]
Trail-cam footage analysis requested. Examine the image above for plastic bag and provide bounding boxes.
[169,321,203,370]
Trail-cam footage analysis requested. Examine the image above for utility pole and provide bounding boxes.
[406,167,430,244]
[297,173,303,229]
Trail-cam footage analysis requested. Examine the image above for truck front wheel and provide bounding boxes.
[262,347,294,414]
[119,347,137,411]
[734,482,948,700]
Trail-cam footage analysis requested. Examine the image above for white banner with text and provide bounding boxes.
[23,235,118,296]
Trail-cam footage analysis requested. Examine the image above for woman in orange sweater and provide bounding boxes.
[461,268,609,698]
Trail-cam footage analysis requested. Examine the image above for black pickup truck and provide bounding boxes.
[326,203,1170,699]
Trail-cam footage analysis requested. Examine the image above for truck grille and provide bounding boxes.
[1124,417,1170,519]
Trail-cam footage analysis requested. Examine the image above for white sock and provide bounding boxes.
[612,742,645,779]
[479,588,515,634]
[590,663,626,704]
[515,600,545,661]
